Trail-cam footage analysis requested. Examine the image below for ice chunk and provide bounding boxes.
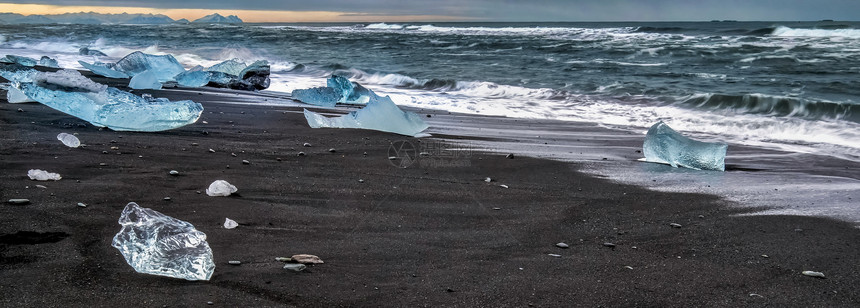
[175,70,211,88]
[28,169,61,181]
[57,133,81,148]
[327,75,354,102]
[303,99,429,136]
[292,87,340,107]
[3,55,37,67]
[324,75,389,105]
[223,218,238,229]
[234,60,270,90]
[11,69,201,131]
[79,61,129,79]
[205,71,236,88]
[114,51,185,82]
[206,180,237,196]
[38,56,59,68]
[128,70,162,90]
[643,121,728,171]
[6,84,34,103]
[111,202,215,281]
[79,47,107,57]
[206,59,245,76]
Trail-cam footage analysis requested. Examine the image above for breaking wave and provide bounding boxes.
[679,93,858,122]
[771,26,860,38]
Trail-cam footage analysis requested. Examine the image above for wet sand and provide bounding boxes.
[2,78,860,306]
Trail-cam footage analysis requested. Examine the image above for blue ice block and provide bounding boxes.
[303,99,429,136]
[643,121,728,171]
[114,51,185,82]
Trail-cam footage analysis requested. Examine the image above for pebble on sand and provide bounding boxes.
[169,170,179,176]
[499,184,509,188]
[283,263,307,272]
[303,142,312,147]
[603,242,616,248]
[8,199,30,205]
[77,202,87,208]
[548,254,562,258]
[228,260,241,265]
[556,242,569,249]
[242,160,250,165]
[802,271,826,278]
[669,223,682,228]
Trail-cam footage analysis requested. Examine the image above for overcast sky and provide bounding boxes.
[2,0,858,21]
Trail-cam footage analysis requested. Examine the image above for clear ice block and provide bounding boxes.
[642,121,728,171]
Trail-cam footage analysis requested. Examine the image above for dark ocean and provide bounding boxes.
[1,21,858,160]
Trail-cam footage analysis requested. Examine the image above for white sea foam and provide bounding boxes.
[772,26,860,38]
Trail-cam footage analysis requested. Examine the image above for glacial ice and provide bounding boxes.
[38,56,59,68]
[128,70,162,90]
[303,99,429,136]
[642,121,728,171]
[28,169,61,181]
[235,60,270,90]
[79,47,107,57]
[4,69,202,131]
[224,218,238,229]
[111,202,215,281]
[6,84,34,103]
[3,55,37,67]
[206,180,237,196]
[114,51,185,82]
[79,61,129,79]
[327,75,354,102]
[175,70,211,88]
[292,87,340,107]
[207,59,245,76]
[57,133,81,148]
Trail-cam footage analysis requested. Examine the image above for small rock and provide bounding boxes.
[761,254,769,258]
[208,149,215,153]
[328,148,336,153]
[8,199,30,205]
[359,179,365,183]
[363,152,368,156]
[499,184,509,189]
[388,156,397,160]
[275,257,292,262]
[224,218,238,229]
[297,152,306,156]
[163,197,171,201]
[446,288,456,293]
[548,254,562,258]
[484,177,492,183]
[669,223,682,228]
[750,293,764,298]
[802,271,825,278]
[242,160,250,165]
[169,170,179,176]
[99,163,107,166]
[17,108,24,112]
[110,146,119,150]
[35,185,47,189]
[291,254,324,264]
[77,202,87,208]
[276,157,282,161]
[284,263,307,272]
[228,260,241,265]
[102,151,109,154]
[492,207,501,210]
[191,143,199,146]
[231,153,237,157]
[556,242,569,249]
[207,301,213,305]
[603,242,616,248]
[303,142,312,147]
[505,153,515,159]
[624,266,634,270]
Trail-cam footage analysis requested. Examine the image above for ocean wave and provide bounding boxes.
[771,26,860,38]
[679,93,857,122]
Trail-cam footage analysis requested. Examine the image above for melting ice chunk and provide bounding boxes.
[6,84,34,103]
[175,70,211,88]
[303,99,429,136]
[38,56,59,68]
[224,218,238,229]
[28,169,61,181]
[79,61,129,79]
[114,51,185,82]
[111,202,215,281]
[292,87,340,107]
[57,133,81,148]
[235,60,270,90]
[3,55,37,67]
[207,59,246,76]
[206,180,237,196]
[7,69,202,131]
[128,70,162,90]
[642,121,727,171]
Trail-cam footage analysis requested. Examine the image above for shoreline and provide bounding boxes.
[2,78,860,305]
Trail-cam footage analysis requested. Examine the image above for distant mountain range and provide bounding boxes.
[0,12,242,24]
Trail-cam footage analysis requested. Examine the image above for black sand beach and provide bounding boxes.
[2,76,860,307]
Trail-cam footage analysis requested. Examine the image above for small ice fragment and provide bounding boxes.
[303,99,429,136]
[669,223,682,228]
[4,55,37,67]
[224,218,238,229]
[283,263,306,272]
[206,59,246,76]
[35,184,47,189]
[643,121,727,171]
[57,133,81,148]
[292,87,340,107]
[77,202,87,207]
[111,202,215,281]
[548,254,562,258]
[128,70,162,90]
[79,47,107,57]
[8,199,30,205]
[169,170,179,176]
[290,254,324,264]
[28,169,61,181]
[484,177,492,183]
[114,51,185,82]
[802,271,825,278]
[499,184,509,188]
[206,180,237,196]
[38,56,59,68]
[556,242,569,249]
[79,61,129,79]
[6,84,34,103]
[228,260,241,265]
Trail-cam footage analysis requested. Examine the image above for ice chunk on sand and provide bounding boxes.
[206,180,237,196]
[9,69,202,131]
[79,61,129,79]
[207,59,246,76]
[3,55,37,67]
[28,169,61,181]
[303,100,429,136]
[57,133,80,148]
[292,87,340,107]
[79,47,107,57]
[643,121,727,171]
[234,60,270,90]
[223,218,238,229]
[6,84,34,103]
[38,56,59,68]
[128,70,162,90]
[114,51,185,82]
[111,202,215,281]
[175,70,211,88]
[327,75,355,102]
